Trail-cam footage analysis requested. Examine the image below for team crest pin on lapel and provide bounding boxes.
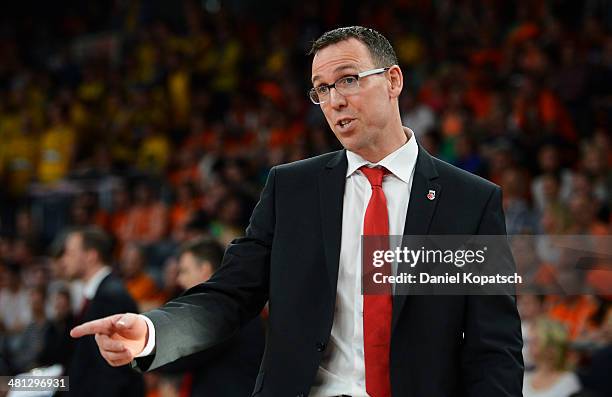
[427,190,436,201]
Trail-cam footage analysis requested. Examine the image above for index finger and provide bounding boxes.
[70,314,124,338]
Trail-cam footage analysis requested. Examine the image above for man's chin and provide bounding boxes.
[340,138,368,155]
[335,133,360,151]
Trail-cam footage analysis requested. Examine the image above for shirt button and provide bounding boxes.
[315,341,326,352]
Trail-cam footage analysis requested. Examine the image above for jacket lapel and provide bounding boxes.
[392,145,441,331]
[318,150,347,294]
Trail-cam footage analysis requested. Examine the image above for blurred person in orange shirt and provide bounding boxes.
[567,192,607,235]
[120,181,168,245]
[169,150,202,188]
[546,202,603,340]
[169,183,201,242]
[548,295,598,342]
[120,243,163,312]
[109,185,131,239]
[511,77,577,143]
[440,87,467,143]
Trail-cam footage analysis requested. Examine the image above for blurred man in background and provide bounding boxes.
[120,242,163,312]
[61,226,144,397]
[170,238,265,397]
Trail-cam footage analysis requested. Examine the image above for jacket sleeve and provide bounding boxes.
[461,186,524,397]
[134,167,276,371]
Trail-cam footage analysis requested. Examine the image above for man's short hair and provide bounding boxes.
[178,238,225,271]
[308,26,398,68]
[70,226,113,264]
[50,230,68,259]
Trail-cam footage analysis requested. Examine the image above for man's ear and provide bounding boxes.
[387,65,403,99]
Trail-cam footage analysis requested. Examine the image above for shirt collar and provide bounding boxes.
[346,126,418,184]
[83,266,112,299]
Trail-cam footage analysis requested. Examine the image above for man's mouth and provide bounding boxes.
[336,118,354,128]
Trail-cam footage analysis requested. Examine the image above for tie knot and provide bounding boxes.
[360,166,388,188]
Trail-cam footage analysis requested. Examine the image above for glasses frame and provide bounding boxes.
[308,67,390,105]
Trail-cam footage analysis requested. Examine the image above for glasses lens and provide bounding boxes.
[337,76,358,95]
[309,89,320,104]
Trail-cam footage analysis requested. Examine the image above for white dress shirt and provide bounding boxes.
[310,127,418,397]
[138,128,419,397]
[83,266,112,300]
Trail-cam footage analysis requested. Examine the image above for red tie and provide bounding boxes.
[75,298,91,325]
[360,166,392,397]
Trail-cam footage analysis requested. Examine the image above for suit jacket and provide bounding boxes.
[137,145,524,396]
[67,273,144,397]
[154,315,265,397]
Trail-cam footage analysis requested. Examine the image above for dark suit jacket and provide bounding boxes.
[137,145,524,396]
[40,313,74,370]
[66,273,144,397]
[193,315,265,396]
[153,315,265,397]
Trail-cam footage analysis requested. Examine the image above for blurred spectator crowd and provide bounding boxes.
[0,0,611,396]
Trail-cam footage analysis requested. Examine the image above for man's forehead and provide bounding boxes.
[180,251,199,266]
[311,39,372,82]
[66,233,82,247]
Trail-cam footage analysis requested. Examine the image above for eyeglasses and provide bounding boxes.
[308,67,390,105]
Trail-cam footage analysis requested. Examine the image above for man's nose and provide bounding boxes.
[328,86,347,109]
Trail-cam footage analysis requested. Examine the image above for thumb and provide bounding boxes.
[115,313,139,330]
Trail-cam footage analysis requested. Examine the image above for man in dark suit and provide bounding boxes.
[61,226,144,397]
[72,26,523,396]
[162,237,265,397]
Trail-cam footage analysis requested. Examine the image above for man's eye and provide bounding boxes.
[341,76,357,85]
[316,86,329,95]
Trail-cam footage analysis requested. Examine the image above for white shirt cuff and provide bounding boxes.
[135,314,156,357]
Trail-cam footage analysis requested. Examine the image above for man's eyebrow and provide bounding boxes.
[312,64,359,84]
